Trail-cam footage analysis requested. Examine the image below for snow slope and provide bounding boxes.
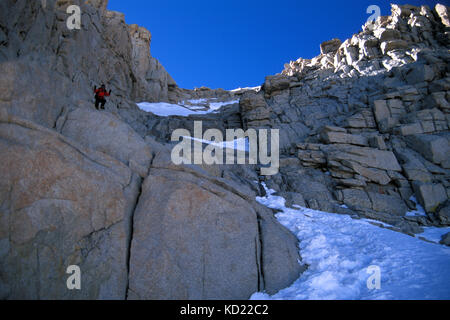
[230,86,261,92]
[251,183,450,300]
[137,102,202,117]
[137,99,239,117]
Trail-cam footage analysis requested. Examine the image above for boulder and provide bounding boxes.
[436,205,450,225]
[0,112,140,299]
[282,192,307,208]
[373,100,397,132]
[239,91,271,128]
[341,189,372,210]
[430,92,450,113]
[378,29,401,42]
[320,127,368,146]
[412,182,447,213]
[127,155,304,299]
[396,123,424,136]
[298,149,327,167]
[406,134,449,166]
[373,99,407,132]
[327,145,402,172]
[360,36,380,58]
[380,40,408,54]
[338,178,367,188]
[320,38,342,54]
[435,4,450,27]
[368,192,408,216]
[394,148,433,183]
[344,161,391,185]
[369,135,387,150]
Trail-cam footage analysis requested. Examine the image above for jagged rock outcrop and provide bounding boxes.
[128,23,177,102]
[241,3,450,234]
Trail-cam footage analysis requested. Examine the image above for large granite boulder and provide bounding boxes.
[406,134,450,168]
[0,110,141,299]
[127,152,304,299]
[412,182,447,213]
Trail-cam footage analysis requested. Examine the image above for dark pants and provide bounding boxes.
[95,97,106,109]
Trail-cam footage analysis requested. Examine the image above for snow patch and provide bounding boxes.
[137,98,239,117]
[406,196,427,217]
[137,102,202,117]
[230,86,261,92]
[182,136,249,152]
[209,100,239,111]
[417,227,450,244]
[251,183,450,300]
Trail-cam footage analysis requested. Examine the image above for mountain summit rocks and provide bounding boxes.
[256,3,450,234]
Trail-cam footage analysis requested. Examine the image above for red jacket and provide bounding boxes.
[94,88,110,98]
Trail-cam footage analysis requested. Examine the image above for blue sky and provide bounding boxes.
[107,0,443,90]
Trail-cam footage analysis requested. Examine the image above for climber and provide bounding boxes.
[93,84,111,110]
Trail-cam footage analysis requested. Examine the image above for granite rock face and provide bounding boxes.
[0,109,141,299]
[0,0,176,129]
[0,0,304,299]
[127,151,303,299]
[1,1,449,300]
[60,107,152,178]
[128,23,177,102]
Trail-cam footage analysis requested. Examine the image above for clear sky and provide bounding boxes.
[107,0,444,90]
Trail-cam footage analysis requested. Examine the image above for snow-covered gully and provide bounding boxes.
[251,183,450,300]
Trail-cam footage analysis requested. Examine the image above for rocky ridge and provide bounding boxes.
[237,3,450,236]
